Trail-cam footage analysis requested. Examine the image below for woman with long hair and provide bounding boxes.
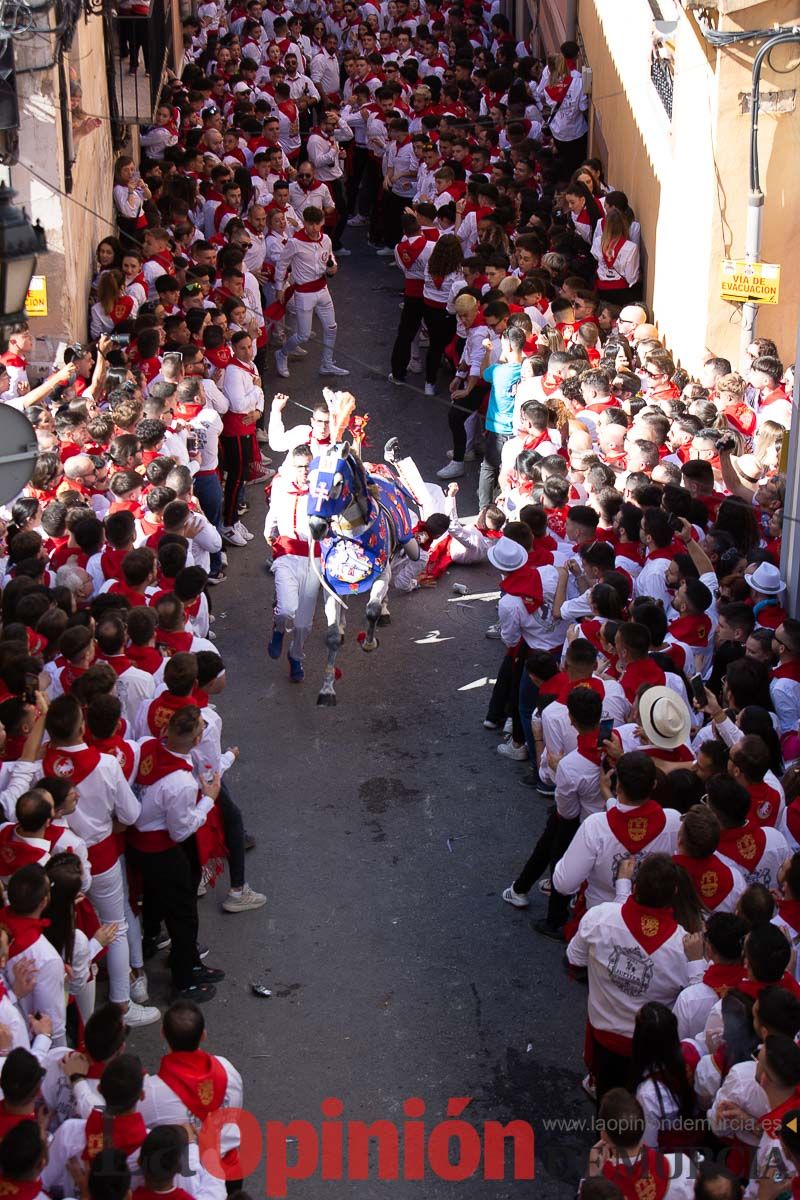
[422,234,464,394]
[630,1002,698,1148]
[590,209,640,304]
[536,53,588,178]
[90,270,136,340]
[563,178,604,245]
[113,156,150,250]
[45,852,117,1025]
[714,497,761,558]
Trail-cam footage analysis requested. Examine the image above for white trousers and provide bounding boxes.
[88,859,130,1004]
[284,288,337,359]
[272,553,322,660]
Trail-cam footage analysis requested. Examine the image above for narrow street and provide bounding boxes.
[134,235,589,1197]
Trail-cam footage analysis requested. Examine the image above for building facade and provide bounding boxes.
[531,0,800,372]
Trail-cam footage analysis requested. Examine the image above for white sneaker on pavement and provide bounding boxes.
[347,214,366,225]
[126,1000,160,1027]
[485,622,501,639]
[222,884,267,913]
[319,362,350,376]
[336,247,352,256]
[221,525,248,547]
[275,350,290,378]
[130,975,150,1004]
[497,739,528,761]
[376,246,394,256]
[235,521,254,542]
[502,885,529,909]
[436,461,465,479]
[424,382,436,396]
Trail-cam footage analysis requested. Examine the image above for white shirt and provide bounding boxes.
[553,802,681,908]
[274,229,335,292]
[133,750,214,843]
[0,760,39,822]
[139,1054,243,1156]
[8,931,67,1046]
[634,554,673,609]
[52,743,140,848]
[717,823,789,891]
[288,179,334,214]
[553,746,603,821]
[567,899,703,1041]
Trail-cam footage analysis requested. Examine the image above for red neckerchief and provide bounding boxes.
[673,853,735,910]
[748,780,782,828]
[551,675,605,705]
[702,962,748,996]
[667,613,711,646]
[157,1051,227,1120]
[738,972,800,1001]
[0,825,48,874]
[717,822,766,869]
[0,1176,42,1200]
[136,737,193,786]
[154,628,194,657]
[520,428,551,452]
[616,541,644,565]
[96,652,132,677]
[148,249,174,272]
[760,1089,800,1138]
[576,730,603,766]
[546,505,569,540]
[100,547,129,580]
[0,1107,34,1139]
[227,355,258,378]
[620,896,678,953]
[602,235,626,269]
[396,235,427,269]
[619,657,666,703]
[84,1110,147,1163]
[646,545,678,562]
[498,565,543,614]
[145,691,199,737]
[603,1149,671,1200]
[643,744,694,764]
[0,912,50,955]
[86,732,135,780]
[544,78,570,104]
[126,644,163,675]
[109,580,150,607]
[606,800,667,853]
[774,661,800,683]
[42,743,101,783]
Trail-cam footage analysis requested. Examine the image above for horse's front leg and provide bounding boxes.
[318,592,345,706]
[362,567,391,651]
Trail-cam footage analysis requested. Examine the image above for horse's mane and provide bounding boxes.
[325,389,357,442]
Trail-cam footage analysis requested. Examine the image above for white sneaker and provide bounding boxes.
[130,974,150,1004]
[222,525,248,547]
[502,885,529,909]
[275,350,290,378]
[222,884,267,913]
[336,246,352,256]
[436,461,465,480]
[497,739,528,761]
[235,521,254,542]
[347,214,366,226]
[503,717,513,734]
[288,346,307,359]
[424,383,437,396]
[125,1000,160,1027]
[485,622,501,639]
[376,246,394,256]
[388,373,403,385]
[319,362,350,376]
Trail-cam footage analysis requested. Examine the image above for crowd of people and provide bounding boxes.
[0,0,796,1193]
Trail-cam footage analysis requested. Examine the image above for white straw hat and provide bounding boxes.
[487,537,528,573]
[639,686,691,750]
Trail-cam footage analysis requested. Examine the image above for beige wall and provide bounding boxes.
[540,0,800,372]
[15,10,116,356]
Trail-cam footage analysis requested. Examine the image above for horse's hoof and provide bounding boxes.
[317,692,337,707]
[377,613,391,626]
[361,637,379,652]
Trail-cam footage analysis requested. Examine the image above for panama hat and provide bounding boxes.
[744,562,786,596]
[488,537,528,573]
[639,686,691,750]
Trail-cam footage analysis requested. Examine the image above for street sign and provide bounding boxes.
[720,259,780,305]
[25,275,47,318]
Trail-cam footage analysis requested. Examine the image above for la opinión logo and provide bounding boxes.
[198,1097,536,1197]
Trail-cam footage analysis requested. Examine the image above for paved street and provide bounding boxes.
[134,233,590,1197]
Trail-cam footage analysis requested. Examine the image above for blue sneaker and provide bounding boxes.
[267,628,284,659]
[288,656,304,682]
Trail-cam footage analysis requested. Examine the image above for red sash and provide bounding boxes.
[619,657,666,703]
[673,853,735,910]
[620,897,678,953]
[606,801,667,854]
[42,744,102,785]
[499,565,543,614]
[748,780,782,828]
[717,823,766,870]
[603,1149,671,1200]
[83,1110,147,1162]
[157,1051,227,1120]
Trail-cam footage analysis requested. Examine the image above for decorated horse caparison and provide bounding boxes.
[305,400,420,706]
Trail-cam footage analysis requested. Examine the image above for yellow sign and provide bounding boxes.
[25,275,47,318]
[720,259,780,305]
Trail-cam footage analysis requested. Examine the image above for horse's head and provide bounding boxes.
[306,442,361,540]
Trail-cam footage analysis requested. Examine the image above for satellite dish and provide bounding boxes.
[0,404,38,505]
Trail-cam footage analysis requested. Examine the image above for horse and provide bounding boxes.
[306,441,420,706]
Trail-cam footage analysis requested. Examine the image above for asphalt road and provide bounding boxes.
[132,230,592,1198]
